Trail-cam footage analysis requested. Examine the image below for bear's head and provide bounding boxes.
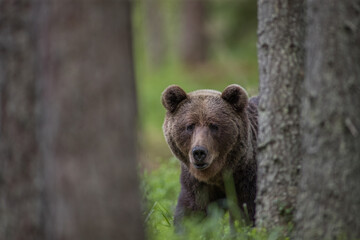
[162,84,250,183]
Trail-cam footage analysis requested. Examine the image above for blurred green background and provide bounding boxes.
[133,1,263,238]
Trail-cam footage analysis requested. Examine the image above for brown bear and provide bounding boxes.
[161,84,258,227]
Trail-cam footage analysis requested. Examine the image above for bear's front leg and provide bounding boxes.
[174,192,187,228]
[173,185,209,231]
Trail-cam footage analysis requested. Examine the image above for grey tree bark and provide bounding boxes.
[37,1,144,239]
[0,1,44,239]
[294,0,360,239]
[179,0,208,66]
[256,0,305,229]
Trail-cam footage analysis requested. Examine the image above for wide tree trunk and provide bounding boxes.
[0,1,43,239]
[294,0,360,239]
[256,0,305,229]
[179,0,208,66]
[37,1,144,239]
[1,1,144,239]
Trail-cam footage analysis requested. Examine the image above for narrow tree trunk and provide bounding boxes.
[37,1,144,239]
[256,0,305,229]
[294,0,360,239]
[145,0,167,67]
[179,0,208,66]
[0,1,44,239]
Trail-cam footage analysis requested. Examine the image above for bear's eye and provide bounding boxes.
[186,124,195,132]
[209,123,219,132]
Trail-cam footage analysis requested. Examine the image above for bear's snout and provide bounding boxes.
[192,146,209,170]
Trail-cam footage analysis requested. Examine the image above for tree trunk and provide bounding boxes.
[0,1,44,239]
[294,0,360,239]
[179,0,208,66]
[256,0,305,229]
[1,0,144,239]
[145,0,167,67]
[37,1,144,239]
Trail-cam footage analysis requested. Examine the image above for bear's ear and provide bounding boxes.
[162,85,188,113]
[221,84,249,112]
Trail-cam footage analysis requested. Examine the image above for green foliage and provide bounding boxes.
[141,158,290,240]
[141,157,179,239]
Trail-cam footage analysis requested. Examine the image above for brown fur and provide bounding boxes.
[162,84,258,226]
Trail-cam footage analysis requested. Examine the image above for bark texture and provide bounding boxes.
[294,0,360,239]
[0,1,44,239]
[256,0,305,228]
[37,1,144,239]
[180,0,208,66]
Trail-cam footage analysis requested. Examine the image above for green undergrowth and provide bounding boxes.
[141,158,290,240]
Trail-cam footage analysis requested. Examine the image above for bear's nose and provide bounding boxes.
[192,146,208,163]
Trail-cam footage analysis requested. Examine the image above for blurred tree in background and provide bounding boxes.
[144,0,167,67]
[179,0,208,66]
